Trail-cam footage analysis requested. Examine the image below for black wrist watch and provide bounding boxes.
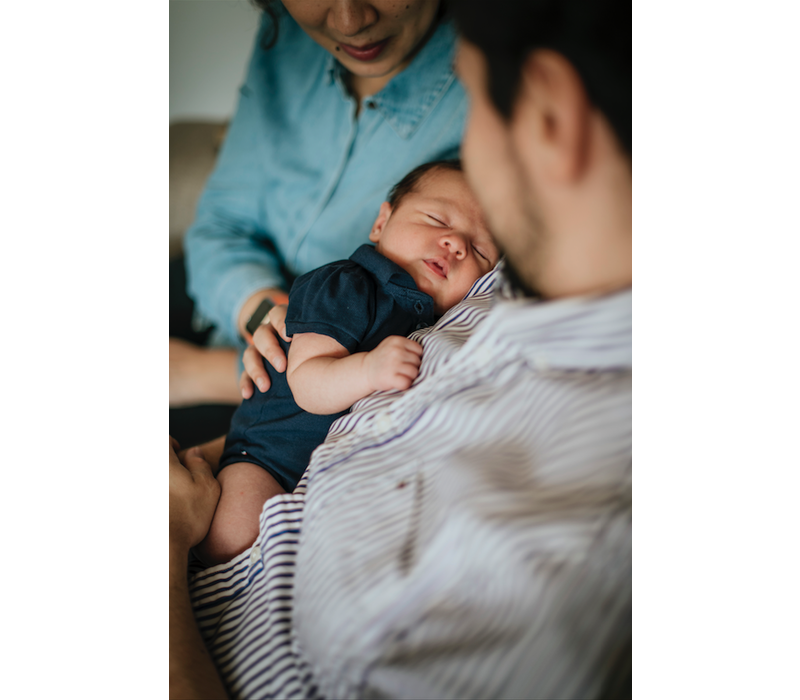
[245,297,276,336]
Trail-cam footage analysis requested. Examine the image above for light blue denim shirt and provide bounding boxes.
[184,6,467,344]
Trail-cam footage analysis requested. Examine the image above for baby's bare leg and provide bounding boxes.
[194,462,285,567]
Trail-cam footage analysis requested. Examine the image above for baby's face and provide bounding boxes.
[369,168,499,314]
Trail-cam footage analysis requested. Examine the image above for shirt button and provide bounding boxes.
[250,545,261,565]
[375,412,392,433]
[414,301,424,314]
[533,353,550,371]
[366,101,377,109]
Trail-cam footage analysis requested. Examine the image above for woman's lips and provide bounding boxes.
[339,38,390,62]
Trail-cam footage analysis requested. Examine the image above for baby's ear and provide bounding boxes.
[369,202,393,243]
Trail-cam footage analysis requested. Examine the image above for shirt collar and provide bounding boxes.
[350,244,422,292]
[477,272,632,372]
[325,53,338,84]
[325,18,459,139]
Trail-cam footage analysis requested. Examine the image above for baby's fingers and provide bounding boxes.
[403,338,424,355]
[400,349,422,368]
[390,358,421,382]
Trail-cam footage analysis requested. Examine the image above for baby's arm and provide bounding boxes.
[287,333,423,415]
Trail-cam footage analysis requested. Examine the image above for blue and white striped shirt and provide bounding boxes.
[190,267,632,699]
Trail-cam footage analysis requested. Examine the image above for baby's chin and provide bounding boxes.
[433,294,458,317]
[410,275,465,316]
[427,287,467,317]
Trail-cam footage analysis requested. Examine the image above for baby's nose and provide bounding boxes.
[441,234,466,258]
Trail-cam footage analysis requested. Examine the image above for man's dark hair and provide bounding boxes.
[387,159,462,209]
[451,0,631,154]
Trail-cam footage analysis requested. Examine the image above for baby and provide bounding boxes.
[197,160,498,566]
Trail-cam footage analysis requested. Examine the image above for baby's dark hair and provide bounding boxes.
[387,159,462,210]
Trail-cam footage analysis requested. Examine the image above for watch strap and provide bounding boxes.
[245,297,276,336]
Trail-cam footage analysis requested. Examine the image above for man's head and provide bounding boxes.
[369,160,499,315]
[451,0,632,299]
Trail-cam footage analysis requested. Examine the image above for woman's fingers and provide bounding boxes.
[239,368,255,399]
[267,305,290,342]
[253,322,288,373]
[242,344,272,394]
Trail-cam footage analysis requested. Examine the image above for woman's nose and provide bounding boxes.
[328,0,379,38]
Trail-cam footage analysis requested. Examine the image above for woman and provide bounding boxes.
[171,0,466,410]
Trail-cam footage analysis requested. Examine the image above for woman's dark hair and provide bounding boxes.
[387,159,462,209]
[251,0,281,50]
[451,0,631,154]
[250,1,450,52]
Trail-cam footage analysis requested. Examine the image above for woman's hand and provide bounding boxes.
[240,304,291,398]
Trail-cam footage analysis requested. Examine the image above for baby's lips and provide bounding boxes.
[425,257,448,278]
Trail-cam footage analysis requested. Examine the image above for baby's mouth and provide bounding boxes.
[424,259,448,278]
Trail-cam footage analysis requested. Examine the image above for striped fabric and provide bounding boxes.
[188,470,317,699]
[190,267,632,699]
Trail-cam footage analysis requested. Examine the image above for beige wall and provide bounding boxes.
[170,0,261,123]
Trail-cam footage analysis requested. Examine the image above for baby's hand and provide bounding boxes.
[364,336,423,392]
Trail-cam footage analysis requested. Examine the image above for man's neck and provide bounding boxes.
[526,155,632,300]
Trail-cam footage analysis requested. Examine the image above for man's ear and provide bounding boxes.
[513,49,590,183]
[369,201,393,243]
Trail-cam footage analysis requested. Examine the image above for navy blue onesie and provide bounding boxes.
[219,245,435,491]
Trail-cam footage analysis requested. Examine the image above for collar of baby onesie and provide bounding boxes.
[350,244,435,315]
[325,17,459,139]
[349,244,419,290]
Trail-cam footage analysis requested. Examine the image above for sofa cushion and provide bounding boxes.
[169,121,227,259]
